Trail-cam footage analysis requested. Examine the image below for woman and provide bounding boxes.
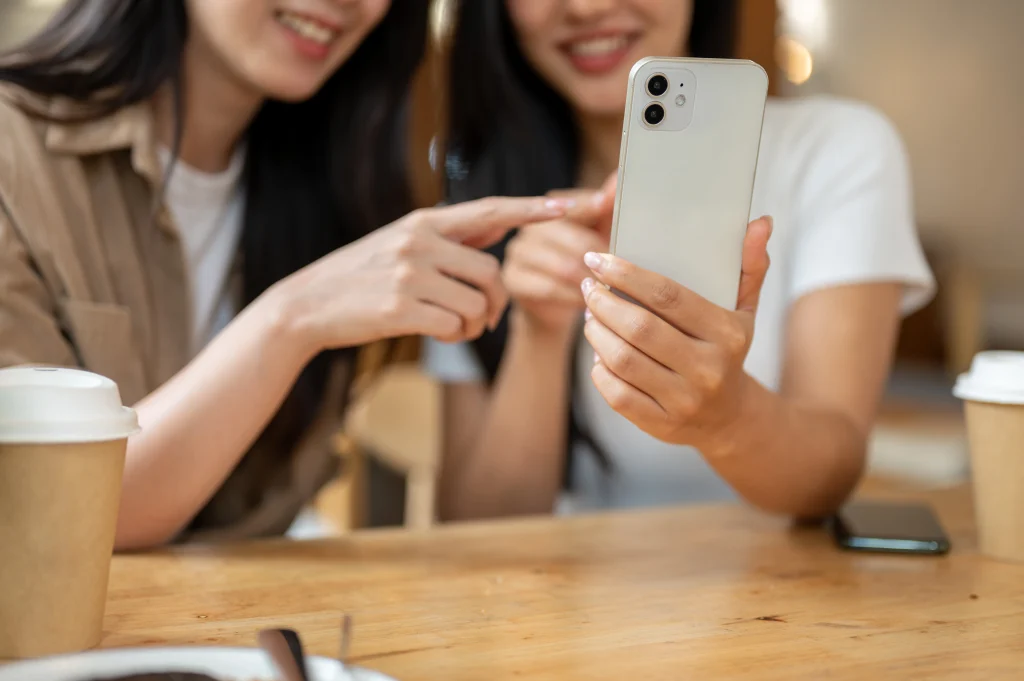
[0,0,574,548]
[429,0,935,519]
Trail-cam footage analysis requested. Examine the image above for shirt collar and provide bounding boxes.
[42,96,163,187]
[0,84,164,187]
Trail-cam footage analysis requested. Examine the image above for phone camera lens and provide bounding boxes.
[646,74,669,97]
[644,103,665,126]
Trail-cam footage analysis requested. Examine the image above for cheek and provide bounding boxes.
[186,0,264,42]
[361,0,392,28]
[184,0,270,73]
[638,0,692,53]
[505,0,574,97]
[505,0,559,59]
[506,0,556,30]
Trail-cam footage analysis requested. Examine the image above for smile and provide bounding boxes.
[560,32,641,76]
[274,10,340,47]
[565,34,635,58]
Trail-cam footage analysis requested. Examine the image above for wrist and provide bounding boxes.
[249,279,321,368]
[508,307,580,350]
[699,373,771,460]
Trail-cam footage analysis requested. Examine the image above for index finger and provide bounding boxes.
[548,187,615,228]
[428,196,571,247]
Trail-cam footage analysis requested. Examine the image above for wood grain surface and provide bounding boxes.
[100,484,1024,680]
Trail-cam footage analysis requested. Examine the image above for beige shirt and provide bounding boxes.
[0,83,368,542]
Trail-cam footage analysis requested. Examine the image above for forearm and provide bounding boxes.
[442,319,576,520]
[704,376,867,518]
[116,287,311,549]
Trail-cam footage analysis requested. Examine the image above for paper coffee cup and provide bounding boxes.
[0,367,139,659]
[953,351,1024,563]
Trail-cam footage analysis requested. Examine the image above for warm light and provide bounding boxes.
[778,0,829,49]
[776,36,814,85]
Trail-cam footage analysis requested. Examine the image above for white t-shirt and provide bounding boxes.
[423,96,936,513]
[159,148,246,355]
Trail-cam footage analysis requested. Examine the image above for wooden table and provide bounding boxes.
[102,484,1024,680]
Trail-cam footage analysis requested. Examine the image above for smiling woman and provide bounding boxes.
[430,0,934,522]
[182,0,394,102]
[0,0,570,549]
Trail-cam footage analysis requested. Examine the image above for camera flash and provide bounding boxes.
[675,94,687,107]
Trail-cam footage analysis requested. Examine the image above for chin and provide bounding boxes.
[259,76,326,103]
[572,91,628,119]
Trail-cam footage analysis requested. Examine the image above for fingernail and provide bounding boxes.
[592,192,608,208]
[544,198,572,213]
[583,252,604,271]
[584,308,593,322]
[581,277,595,297]
[761,215,774,238]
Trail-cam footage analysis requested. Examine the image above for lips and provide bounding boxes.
[274,9,341,58]
[560,32,640,76]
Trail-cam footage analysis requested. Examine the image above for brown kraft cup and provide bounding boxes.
[954,351,1024,563]
[0,367,139,659]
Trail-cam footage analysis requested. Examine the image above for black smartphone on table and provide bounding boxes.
[829,501,951,555]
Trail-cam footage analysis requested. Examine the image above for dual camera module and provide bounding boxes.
[643,74,684,127]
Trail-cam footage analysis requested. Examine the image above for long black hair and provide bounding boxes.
[0,0,429,514]
[446,0,738,479]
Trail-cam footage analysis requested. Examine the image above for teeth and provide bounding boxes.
[276,11,337,45]
[569,35,630,57]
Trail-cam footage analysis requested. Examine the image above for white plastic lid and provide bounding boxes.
[953,351,1024,405]
[0,367,140,444]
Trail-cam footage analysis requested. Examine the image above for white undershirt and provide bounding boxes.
[159,148,334,539]
[423,96,937,514]
[159,147,246,356]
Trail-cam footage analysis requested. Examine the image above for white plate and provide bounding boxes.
[0,647,398,681]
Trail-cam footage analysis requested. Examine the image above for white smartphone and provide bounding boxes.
[608,57,768,311]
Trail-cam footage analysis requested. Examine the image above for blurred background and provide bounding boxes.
[2,0,1021,532]
[770,0,1024,495]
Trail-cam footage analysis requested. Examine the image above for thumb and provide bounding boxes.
[735,216,772,314]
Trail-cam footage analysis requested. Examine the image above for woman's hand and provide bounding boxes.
[504,183,616,337]
[266,197,572,359]
[581,216,773,453]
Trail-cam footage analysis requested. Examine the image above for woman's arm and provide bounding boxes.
[438,316,575,521]
[582,219,902,518]
[117,292,308,549]
[106,197,573,549]
[703,282,902,517]
[437,192,615,521]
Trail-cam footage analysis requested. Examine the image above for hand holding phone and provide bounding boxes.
[580,57,773,447]
[581,218,770,448]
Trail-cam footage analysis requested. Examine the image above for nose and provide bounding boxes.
[564,0,617,21]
